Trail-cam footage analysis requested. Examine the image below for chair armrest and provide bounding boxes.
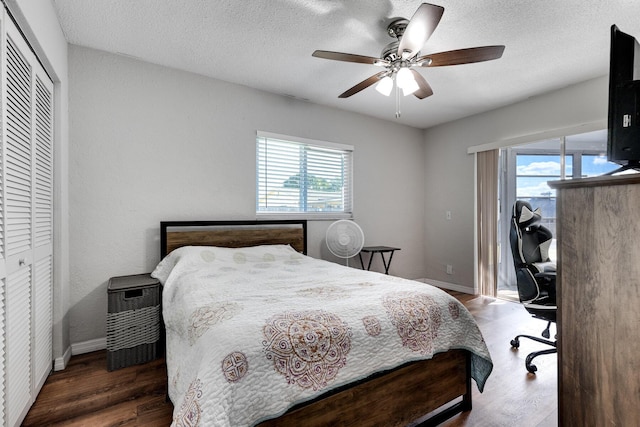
[523,302,557,310]
[535,271,556,279]
[532,261,556,273]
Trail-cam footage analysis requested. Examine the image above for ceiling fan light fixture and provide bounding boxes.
[401,79,419,96]
[396,67,418,96]
[375,75,394,96]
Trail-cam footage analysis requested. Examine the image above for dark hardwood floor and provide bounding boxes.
[22,353,172,426]
[23,291,557,426]
[441,293,558,427]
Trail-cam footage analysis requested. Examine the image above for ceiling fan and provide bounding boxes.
[312,3,505,109]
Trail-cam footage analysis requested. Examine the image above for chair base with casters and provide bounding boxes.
[510,320,557,373]
[510,299,557,373]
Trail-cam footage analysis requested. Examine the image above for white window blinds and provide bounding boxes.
[256,132,353,218]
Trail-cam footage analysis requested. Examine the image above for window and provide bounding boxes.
[515,153,571,225]
[256,131,353,218]
[581,154,618,177]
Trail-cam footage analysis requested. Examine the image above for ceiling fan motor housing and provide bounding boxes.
[382,19,410,62]
[387,18,409,39]
[381,41,402,62]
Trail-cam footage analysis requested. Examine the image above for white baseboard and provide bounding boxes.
[53,346,72,371]
[416,278,475,294]
[71,337,107,356]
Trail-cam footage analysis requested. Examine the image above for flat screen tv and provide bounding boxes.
[607,25,640,173]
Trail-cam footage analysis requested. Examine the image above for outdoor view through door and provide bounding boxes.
[496,129,621,300]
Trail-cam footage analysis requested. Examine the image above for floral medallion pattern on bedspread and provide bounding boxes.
[263,310,351,390]
[383,292,442,354]
[188,302,241,345]
[174,378,203,427]
[152,244,494,427]
[362,315,381,336]
[222,352,249,383]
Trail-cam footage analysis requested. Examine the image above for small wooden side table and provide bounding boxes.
[358,246,400,274]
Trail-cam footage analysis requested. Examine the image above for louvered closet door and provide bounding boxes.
[32,65,54,395]
[3,20,33,427]
[0,14,5,424]
[0,18,5,419]
[1,11,54,427]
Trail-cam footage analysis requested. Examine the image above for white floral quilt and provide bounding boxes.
[152,245,493,427]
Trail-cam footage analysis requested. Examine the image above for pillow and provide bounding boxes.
[151,244,300,284]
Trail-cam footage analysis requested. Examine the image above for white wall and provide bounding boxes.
[7,0,70,367]
[422,76,608,292]
[67,45,426,345]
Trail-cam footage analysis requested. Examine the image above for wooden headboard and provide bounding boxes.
[160,220,307,258]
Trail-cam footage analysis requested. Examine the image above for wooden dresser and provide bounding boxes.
[549,174,640,425]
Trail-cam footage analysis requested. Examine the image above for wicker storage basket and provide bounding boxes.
[107,273,161,371]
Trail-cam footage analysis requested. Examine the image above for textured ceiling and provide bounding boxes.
[51,0,640,129]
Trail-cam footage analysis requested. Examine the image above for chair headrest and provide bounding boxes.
[513,200,542,228]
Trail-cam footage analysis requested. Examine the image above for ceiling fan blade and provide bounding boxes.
[397,3,445,59]
[419,45,505,67]
[312,50,385,65]
[338,71,387,98]
[410,70,433,99]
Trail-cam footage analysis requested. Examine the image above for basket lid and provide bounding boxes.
[108,273,159,292]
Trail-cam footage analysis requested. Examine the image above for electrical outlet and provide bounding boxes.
[446,264,453,275]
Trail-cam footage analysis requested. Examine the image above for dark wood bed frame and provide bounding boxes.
[159,220,472,426]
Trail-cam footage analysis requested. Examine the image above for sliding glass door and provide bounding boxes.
[496,129,619,300]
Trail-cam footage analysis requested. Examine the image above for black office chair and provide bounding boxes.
[509,200,557,373]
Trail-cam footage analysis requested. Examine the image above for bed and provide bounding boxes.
[153,220,492,426]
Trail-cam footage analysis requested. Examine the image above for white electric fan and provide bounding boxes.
[325,220,365,266]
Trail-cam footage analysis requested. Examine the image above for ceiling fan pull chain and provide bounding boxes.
[395,83,401,118]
